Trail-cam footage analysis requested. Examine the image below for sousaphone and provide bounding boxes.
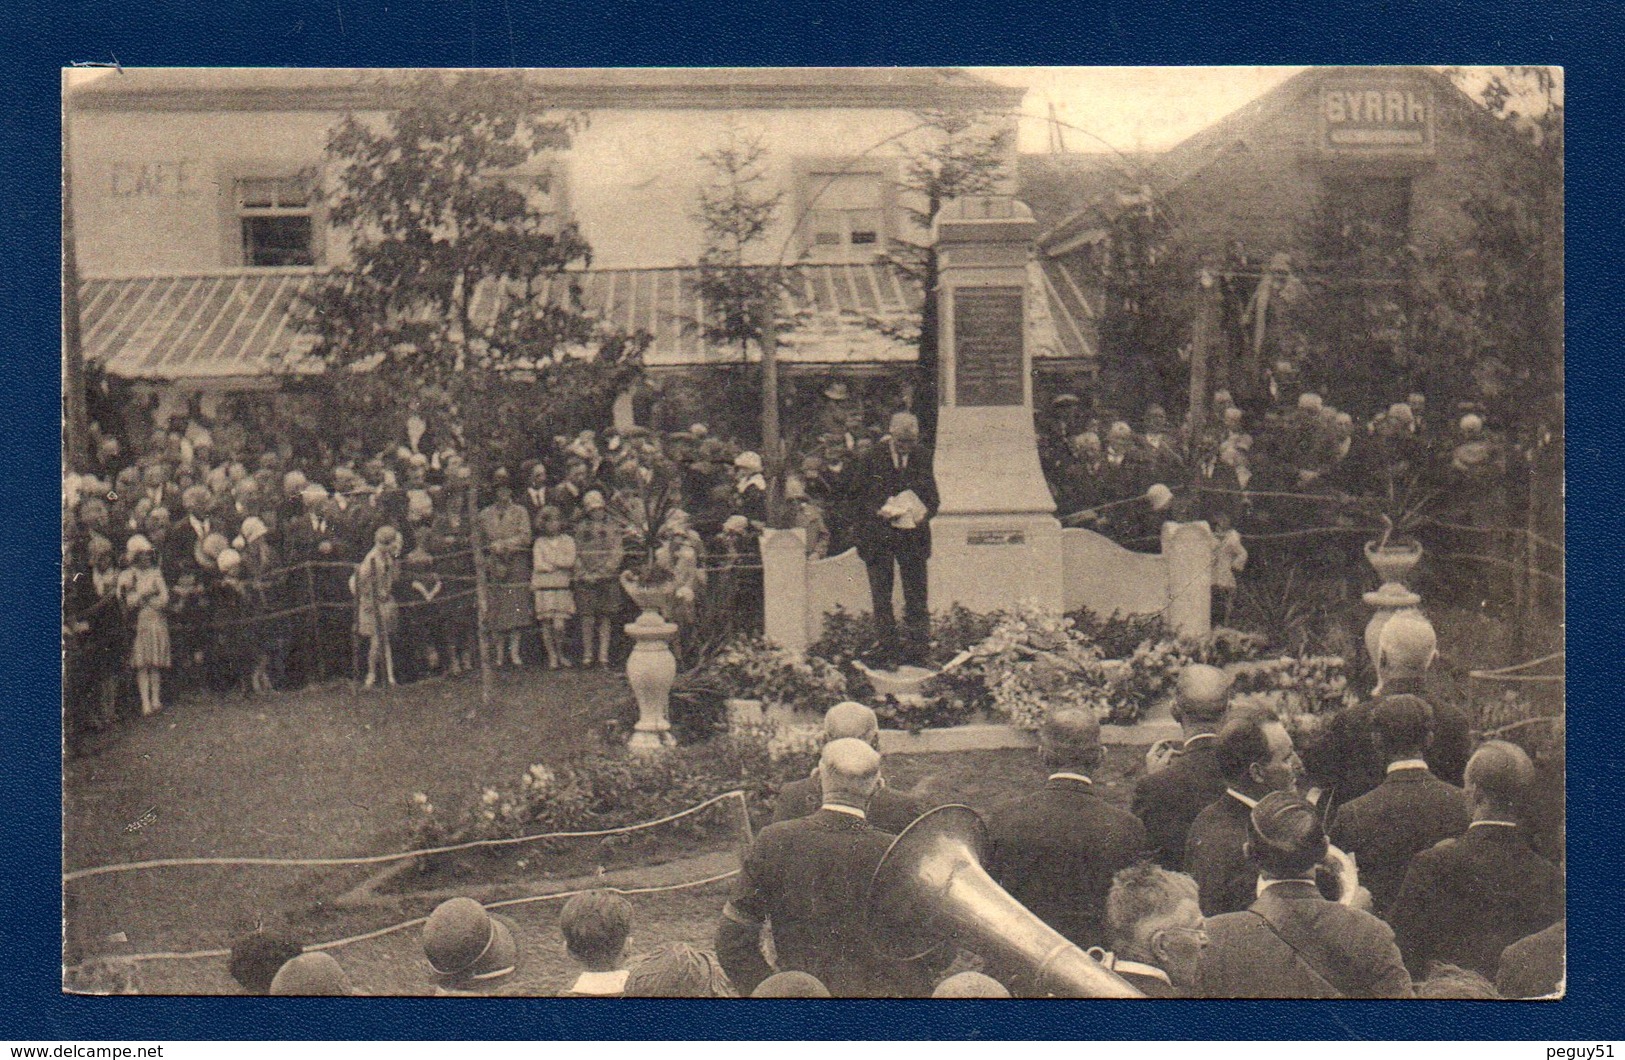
[866,805,1144,998]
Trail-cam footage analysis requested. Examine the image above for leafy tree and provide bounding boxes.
[885,107,1015,440]
[299,70,647,472]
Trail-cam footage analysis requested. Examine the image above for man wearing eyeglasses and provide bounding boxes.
[1096,863,1210,998]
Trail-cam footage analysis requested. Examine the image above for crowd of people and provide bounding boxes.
[181,606,1559,1000]
[60,384,919,748]
[1036,386,1520,558]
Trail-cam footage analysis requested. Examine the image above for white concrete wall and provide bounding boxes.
[763,521,1214,655]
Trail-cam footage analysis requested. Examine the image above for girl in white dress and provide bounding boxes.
[117,535,171,716]
[530,507,577,670]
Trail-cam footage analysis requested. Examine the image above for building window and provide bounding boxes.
[236,175,315,267]
[799,168,889,261]
[1321,175,1412,259]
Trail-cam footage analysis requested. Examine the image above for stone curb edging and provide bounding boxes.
[877,719,1181,756]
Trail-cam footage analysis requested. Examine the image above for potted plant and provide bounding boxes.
[609,463,683,616]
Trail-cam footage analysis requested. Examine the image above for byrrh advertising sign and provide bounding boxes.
[1320,80,1435,153]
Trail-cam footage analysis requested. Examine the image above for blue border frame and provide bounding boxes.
[13,0,1620,1040]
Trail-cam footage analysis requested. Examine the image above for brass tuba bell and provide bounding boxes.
[866,805,1144,998]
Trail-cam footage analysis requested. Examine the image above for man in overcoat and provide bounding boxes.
[845,411,938,667]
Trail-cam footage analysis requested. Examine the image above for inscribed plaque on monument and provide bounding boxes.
[953,287,1024,406]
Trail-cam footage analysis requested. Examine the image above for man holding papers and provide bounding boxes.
[847,411,940,667]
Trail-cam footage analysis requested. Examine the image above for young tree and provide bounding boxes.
[300,70,647,471]
[298,70,648,703]
[886,107,1014,440]
[691,124,784,362]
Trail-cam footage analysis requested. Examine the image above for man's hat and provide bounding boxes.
[823,381,850,402]
[422,897,519,983]
[733,451,763,474]
[269,952,353,996]
[582,490,607,512]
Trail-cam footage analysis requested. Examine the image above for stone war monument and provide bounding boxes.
[928,196,1065,614]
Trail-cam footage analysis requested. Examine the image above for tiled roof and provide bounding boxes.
[81,261,1094,381]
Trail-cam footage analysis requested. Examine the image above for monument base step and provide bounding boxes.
[878,718,1181,756]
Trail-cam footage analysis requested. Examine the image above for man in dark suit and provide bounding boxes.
[845,411,939,667]
[984,710,1151,952]
[1133,664,1232,869]
[715,739,933,998]
[1496,920,1565,999]
[772,701,931,835]
[1099,863,1210,997]
[1185,706,1303,917]
[1316,610,1472,801]
[1328,694,1471,915]
[1197,792,1412,998]
[1387,741,1564,979]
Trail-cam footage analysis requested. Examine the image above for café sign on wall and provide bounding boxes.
[1319,79,1435,154]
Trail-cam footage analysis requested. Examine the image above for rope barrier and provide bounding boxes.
[63,789,749,882]
[1469,652,1564,678]
[70,868,745,968]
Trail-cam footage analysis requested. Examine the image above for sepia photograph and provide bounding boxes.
[61,65,1563,1001]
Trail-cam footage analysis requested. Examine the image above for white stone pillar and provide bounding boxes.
[1162,521,1216,637]
[760,527,810,655]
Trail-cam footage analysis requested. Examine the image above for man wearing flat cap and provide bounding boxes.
[771,701,931,835]
[716,739,933,997]
[1197,791,1411,998]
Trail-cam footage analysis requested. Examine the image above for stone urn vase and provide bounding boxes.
[1362,540,1424,673]
[621,571,678,753]
[1364,538,1423,588]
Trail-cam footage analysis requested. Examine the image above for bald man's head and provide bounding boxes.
[819,738,882,808]
[1465,740,1535,816]
[1377,609,1438,683]
[823,701,879,747]
[1040,709,1103,774]
[1175,664,1232,727]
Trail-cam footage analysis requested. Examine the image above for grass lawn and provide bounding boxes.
[70,689,1145,996]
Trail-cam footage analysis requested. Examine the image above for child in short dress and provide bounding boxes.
[117,535,171,716]
[531,506,578,670]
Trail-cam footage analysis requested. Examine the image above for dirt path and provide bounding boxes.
[64,666,634,964]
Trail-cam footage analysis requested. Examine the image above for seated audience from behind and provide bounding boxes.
[269,951,354,996]
[228,929,305,995]
[1097,863,1208,997]
[1414,964,1501,999]
[751,971,831,998]
[558,890,635,997]
[1388,741,1564,980]
[1328,694,1470,916]
[1185,706,1303,917]
[771,700,928,835]
[931,972,1011,998]
[1496,920,1565,999]
[1198,792,1412,998]
[624,942,737,997]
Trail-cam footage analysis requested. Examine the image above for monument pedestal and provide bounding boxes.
[927,197,1063,615]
